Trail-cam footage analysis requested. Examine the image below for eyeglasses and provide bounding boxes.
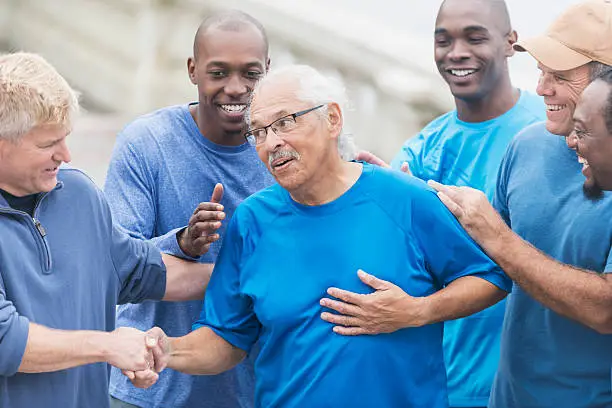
[245,104,325,146]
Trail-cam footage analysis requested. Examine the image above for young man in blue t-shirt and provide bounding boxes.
[124,65,511,408]
[430,2,612,407]
[343,1,544,406]
[104,11,274,408]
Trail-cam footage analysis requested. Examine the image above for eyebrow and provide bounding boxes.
[251,109,291,128]
[434,25,489,35]
[206,61,264,69]
[463,25,489,34]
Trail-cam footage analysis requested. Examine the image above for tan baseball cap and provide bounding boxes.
[514,0,612,71]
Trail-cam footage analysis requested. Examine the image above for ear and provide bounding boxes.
[326,103,343,140]
[506,30,518,58]
[187,57,197,85]
[265,57,271,72]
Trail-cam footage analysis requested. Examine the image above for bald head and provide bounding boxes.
[194,10,269,59]
[438,0,511,36]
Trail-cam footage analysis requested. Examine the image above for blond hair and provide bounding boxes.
[0,52,79,141]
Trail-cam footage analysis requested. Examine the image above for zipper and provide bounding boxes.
[0,191,54,273]
[32,192,52,272]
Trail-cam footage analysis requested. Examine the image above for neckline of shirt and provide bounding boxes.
[282,162,370,216]
[452,89,528,129]
[181,103,254,155]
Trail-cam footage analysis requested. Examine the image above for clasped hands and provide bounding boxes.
[109,326,170,389]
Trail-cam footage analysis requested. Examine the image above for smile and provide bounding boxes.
[219,104,247,113]
[272,157,295,170]
[447,69,478,77]
[546,104,567,112]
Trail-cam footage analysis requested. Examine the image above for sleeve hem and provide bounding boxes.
[0,315,30,376]
[445,267,512,293]
[191,324,252,353]
[153,227,199,261]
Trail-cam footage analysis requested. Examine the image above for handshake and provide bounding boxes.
[107,326,170,389]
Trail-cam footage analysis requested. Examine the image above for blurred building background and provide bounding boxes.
[0,0,581,185]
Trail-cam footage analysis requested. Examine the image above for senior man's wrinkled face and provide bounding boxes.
[0,124,72,196]
[536,63,591,137]
[249,80,342,192]
[568,80,612,198]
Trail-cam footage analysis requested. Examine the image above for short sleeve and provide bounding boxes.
[411,186,512,292]
[492,144,513,227]
[605,246,612,273]
[391,132,427,180]
[193,215,261,352]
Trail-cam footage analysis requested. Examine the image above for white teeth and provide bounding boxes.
[577,156,589,166]
[220,104,246,112]
[450,69,476,77]
[546,104,566,111]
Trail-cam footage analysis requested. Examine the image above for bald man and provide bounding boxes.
[104,11,274,408]
[328,1,543,407]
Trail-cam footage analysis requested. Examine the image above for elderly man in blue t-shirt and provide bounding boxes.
[126,64,511,408]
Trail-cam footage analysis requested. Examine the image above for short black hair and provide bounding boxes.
[439,0,512,35]
[594,70,612,135]
[193,10,269,59]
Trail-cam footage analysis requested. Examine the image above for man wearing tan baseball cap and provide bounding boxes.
[426,1,612,408]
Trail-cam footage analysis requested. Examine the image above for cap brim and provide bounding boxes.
[514,35,592,71]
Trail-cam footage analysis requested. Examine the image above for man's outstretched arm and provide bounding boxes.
[430,181,612,334]
[17,324,158,374]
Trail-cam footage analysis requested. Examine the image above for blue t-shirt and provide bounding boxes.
[490,123,612,408]
[391,90,544,407]
[195,164,512,408]
[104,104,275,408]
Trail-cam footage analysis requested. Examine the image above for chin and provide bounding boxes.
[583,179,604,201]
[545,120,572,137]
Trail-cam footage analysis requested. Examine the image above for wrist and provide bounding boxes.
[86,331,113,364]
[177,227,194,258]
[413,296,433,327]
[399,295,432,328]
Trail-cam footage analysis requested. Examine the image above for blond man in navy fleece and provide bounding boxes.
[0,52,213,408]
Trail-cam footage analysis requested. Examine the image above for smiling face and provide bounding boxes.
[188,24,269,138]
[536,63,591,137]
[0,124,71,196]
[434,0,515,101]
[568,80,612,198]
[249,80,342,193]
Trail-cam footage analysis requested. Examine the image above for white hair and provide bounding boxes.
[249,64,357,160]
[0,52,80,142]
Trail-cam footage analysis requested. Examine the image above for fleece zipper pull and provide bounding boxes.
[33,218,47,237]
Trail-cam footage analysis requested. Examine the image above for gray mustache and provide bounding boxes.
[269,150,301,166]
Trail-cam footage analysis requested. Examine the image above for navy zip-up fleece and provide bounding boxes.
[0,167,167,408]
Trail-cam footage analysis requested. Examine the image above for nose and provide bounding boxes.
[447,40,471,62]
[53,138,72,164]
[536,72,554,97]
[264,127,284,151]
[225,73,248,97]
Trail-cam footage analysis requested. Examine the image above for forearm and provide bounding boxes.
[18,323,110,373]
[162,254,213,301]
[167,327,245,375]
[486,230,612,333]
[418,276,507,326]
